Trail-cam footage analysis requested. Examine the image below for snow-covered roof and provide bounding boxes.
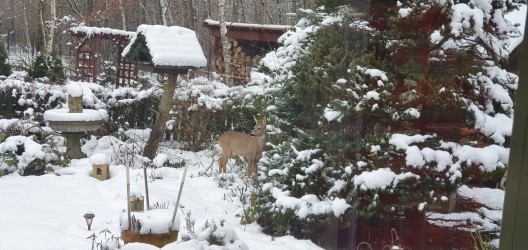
[70,26,136,38]
[204,19,291,31]
[122,25,207,68]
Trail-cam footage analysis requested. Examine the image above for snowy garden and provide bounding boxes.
[1,1,527,249]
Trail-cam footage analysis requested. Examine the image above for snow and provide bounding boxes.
[365,91,380,100]
[120,209,180,234]
[453,145,509,172]
[122,25,207,68]
[271,188,350,219]
[360,67,388,81]
[0,142,323,249]
[353,168,396,190]
[66,82,84,97]
[458,185,504,210]
[43,109,109,122]
[90,153,109,165]
[403,108,420,119]
[323,107,343,122]
[427,212,499,231]
[406,146,426,167]
[470,103,513,145]
[153,153,169,168]
[505,4,526,52]
[70,25,136,38]
[389,134,433,150]
[204,19,291,31]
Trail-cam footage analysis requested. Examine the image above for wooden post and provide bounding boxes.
[142,73,178,159]
[93,36,99,83]
[143,73,180,211]
[115,41,122,88]
[126,164,132,230]
[171,164,188,231]
[499,10,528,250]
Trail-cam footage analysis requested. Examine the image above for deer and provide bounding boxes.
[218,117,267,177]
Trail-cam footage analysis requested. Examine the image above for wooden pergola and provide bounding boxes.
[70,26,138,87]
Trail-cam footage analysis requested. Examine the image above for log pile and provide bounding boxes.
[215,39,264,84]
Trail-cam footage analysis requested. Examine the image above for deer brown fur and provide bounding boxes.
[218,117,266,177]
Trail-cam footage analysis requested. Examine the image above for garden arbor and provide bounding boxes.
[70,26,138,87]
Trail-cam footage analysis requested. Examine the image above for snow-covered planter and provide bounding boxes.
[120,209,180,248]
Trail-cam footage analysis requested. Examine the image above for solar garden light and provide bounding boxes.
[83,212,95,230]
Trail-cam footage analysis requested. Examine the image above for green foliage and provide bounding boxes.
[28,52,66,84]
[124,35,151,63]
[472,226,497,250]
[289,24,368,109]
[239,195,261,225]
[0,39,12,77]
[254,3,515,247]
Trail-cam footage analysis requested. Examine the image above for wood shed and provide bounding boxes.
[204,19,290,83]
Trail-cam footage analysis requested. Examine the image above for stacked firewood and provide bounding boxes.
[215,39,263,84]
[230,40,262,79]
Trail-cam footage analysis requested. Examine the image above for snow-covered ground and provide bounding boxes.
[0,137,321,250]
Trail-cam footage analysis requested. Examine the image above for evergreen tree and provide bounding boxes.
[29,52,65,84]
[253,1,521,248]
[0,39,12,77]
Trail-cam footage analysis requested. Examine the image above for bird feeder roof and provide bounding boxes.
[122,25,207,69]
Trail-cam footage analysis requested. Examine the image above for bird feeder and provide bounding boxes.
[90,153,110,181]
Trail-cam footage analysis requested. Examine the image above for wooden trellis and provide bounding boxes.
[75,36,99,83]
[115,42,137,88]
[70,27,137,87]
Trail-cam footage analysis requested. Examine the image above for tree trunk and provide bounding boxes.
[46,0,56,53]
[143,74,178,159]
[159,0,169,26]
[219,0,232,85]
[119,0,127,30]
[38,1,47,52]
[185,0,196,29]
[22,0,31,49]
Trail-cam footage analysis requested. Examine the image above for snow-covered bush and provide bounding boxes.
[179,218,249,250]
[0,135,59,175]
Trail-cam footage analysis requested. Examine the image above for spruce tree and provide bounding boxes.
[254,1,520,248]
[29,52,65,84]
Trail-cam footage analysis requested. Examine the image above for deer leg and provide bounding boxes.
[219,154,228,173]
[247,157,256,177]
